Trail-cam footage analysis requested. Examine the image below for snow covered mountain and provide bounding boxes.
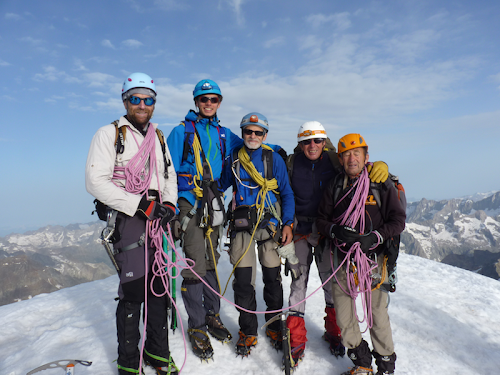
[402,191,500,279]
[1,253,499,375]
[0,222,115,306]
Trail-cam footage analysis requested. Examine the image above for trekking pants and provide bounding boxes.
[288,234,334,314]
[177,198,222,331]
[230,225,283,334]
[332,254,395,356]
[112,213,171,370]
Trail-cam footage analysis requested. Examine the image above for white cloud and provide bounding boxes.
[298,35,322,55]
[5,13,22,21]
[20,36,44,46]
[152,0,189,10]
[226,0,246,27]
[33,66,82,84]
[306,12,351,31]
[121,39,143,48]
[0,59,10,67]
[263,36,285,49]
[101,39,115,49]
[84,72,117,88]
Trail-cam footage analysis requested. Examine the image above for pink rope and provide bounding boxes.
[331,164,380,330]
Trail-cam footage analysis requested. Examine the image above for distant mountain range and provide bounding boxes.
[402,191,500,279]
[1,191,499,306]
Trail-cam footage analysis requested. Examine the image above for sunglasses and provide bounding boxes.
[198,96,220,104]
[301,138,325,145]
[128,96,155,106]
[243,128,265,137]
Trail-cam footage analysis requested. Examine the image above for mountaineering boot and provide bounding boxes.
[340,366,374,375]
[324,306,345,357]
[206,311,232,343]
[265,327,282,350]
[287,314,307,367]
[143,351,179,375]
[235,331,258,357]
[188,329,214,361]
[372,352,396,375]
[323,331,346,357]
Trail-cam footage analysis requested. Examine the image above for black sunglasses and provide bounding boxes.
[198,96,220,104]
[243,128,265,137]
[301,138,325,145]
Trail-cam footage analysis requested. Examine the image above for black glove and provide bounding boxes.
[138,195,175,222]
[330,225,359,243]
[357,232,378,253]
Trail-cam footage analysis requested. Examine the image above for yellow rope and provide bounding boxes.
[221,146,280,296]
[189,130,223,292]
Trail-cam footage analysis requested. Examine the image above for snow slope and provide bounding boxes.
[1,253,499,375]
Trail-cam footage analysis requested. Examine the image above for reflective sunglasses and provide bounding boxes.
[301,138,325,145]
[198,96,220,104]
[243,128,265,137]
[128,96,155,106]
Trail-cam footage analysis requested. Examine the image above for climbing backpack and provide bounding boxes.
[91,120,171,221]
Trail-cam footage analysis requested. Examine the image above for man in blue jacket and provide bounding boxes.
[167,79,240,360]
[219,112,299,357]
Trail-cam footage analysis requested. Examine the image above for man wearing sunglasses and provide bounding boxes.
[167,79,243,361]
[86,72,178,374]
[284,122,390,369]
[218,112,297,357]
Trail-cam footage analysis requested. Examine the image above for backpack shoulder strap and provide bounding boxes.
[331,173,345,206]
[112,120,126,154]
[181,121,196,162]
[262,148,274,180]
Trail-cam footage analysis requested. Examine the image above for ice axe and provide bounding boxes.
[26,359,92,375]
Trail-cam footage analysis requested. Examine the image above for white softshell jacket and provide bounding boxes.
[85,116,178,217]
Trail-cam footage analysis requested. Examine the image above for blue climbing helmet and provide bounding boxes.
[193,79,222,99]
[240,112,269,132]
[122,72,156,100]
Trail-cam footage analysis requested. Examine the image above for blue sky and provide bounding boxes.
[1,0,499,235]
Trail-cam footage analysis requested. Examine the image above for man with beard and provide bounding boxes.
[86,72,178,374]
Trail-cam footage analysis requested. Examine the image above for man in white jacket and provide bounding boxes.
[85,72,178,375]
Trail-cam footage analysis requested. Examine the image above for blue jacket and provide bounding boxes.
[219,146,295,227]
[167,110,243,206]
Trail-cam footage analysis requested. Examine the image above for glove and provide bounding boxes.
[285,259,302,281]
[367,161,389,183]
[330,225,359,243]
[357,232,379,253]
[159,202,176,228]
[277,242,302,280]
[137,195,175,222]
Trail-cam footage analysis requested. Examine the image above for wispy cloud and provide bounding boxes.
[306,12,351,31]
[263,36,285,49]
[121,39,143,48]
[5,13,22,21]
[84,72,117,88]
[20,36,44,46]
[0,59,10,67]
[101,39,115,49]
[226,0,245,27]
[33,66,82,84]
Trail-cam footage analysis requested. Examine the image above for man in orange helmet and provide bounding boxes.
[316,134,406,375]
